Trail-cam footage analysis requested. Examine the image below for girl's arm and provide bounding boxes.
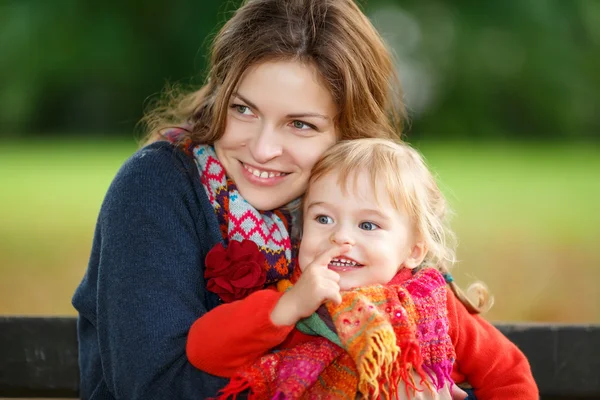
[446,290,539,399]
[188,244,348,377]
[73,143,228,399]
[186,288,296,377]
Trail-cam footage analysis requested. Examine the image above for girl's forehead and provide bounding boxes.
[309,168,374,200]
[314,167,372,190]
[309,167,406,211]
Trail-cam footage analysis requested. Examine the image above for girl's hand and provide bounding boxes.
[396,369,468,400]
[451,385,469,400]
[270,244,350,326]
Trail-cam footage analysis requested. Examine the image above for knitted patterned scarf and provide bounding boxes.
[193,144,295,285]
[217,268,455,400]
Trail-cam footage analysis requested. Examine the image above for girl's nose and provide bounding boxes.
[329,227,355,246]
[249,124,283,164]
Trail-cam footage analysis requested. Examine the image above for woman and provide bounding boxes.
[72,0,465,399]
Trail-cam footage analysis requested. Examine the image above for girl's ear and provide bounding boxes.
[403,241,427,269]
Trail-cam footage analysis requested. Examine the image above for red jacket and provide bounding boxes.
[187,283,538,399]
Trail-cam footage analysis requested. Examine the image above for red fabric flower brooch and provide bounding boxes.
[204,240,267,303]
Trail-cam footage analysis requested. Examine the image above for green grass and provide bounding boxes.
[419,141,600,243]
[1,139,598,321]
[1,139,137,248]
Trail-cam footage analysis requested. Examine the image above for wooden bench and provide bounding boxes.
[1,317,599,399]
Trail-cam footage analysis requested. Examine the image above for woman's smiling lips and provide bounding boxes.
[240,161,289,186]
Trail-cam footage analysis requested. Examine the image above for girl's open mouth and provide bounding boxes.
[328,257,363,272]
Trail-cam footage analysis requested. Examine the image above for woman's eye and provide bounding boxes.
[291,120,315,130]
[359,221,379,231]
[316,215,333,224]
[232,104,253,115]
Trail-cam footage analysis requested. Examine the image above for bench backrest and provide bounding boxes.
[1,317,599,398]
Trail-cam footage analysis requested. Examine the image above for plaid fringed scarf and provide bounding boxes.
[162,129,296,286]
[217,268,455,400]
[194,144,295,285]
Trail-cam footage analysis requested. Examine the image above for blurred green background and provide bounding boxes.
[1,0,598,322]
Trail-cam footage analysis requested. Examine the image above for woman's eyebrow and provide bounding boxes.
[286,112,331,121]
[232,92,259,111]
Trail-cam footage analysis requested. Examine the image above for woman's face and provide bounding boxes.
[214,60,337,210]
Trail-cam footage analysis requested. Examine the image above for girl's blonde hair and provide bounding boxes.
[141,0,405,146]
[308,138,493,314]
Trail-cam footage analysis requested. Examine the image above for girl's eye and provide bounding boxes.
[316,215,333,224]
[359,221,379,231]
[291,120,316,130]
[232,104,253,115]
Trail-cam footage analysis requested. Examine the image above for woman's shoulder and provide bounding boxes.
[100,139,221,248]
[121,140,193,174]
[113,140,198,187]
[103,140,205,209]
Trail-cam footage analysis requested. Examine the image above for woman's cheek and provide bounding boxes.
[292,135,336,170]
[291,139,318,167]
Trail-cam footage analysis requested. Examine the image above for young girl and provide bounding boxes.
[187,139,538,399]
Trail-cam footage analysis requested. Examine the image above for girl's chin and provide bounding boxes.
[336,271,368,291]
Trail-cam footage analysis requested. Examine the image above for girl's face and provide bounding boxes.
[299,169,426,290]
[214,60,337,210]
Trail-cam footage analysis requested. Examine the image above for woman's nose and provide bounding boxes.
[330,226,355,246]
[249,124,283,164]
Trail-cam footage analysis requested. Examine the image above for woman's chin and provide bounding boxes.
[238,182,301,211]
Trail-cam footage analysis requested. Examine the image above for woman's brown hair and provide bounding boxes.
[141,0,405,146]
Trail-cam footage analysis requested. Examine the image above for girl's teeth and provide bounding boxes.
[260,171,268,178]
[331,258,359,266]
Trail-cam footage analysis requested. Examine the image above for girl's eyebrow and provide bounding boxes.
[306,201,391,221]
[233,92,331,121]
[305,201,327,211]
[359,208,389,220]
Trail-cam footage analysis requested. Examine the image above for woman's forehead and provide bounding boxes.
[234,60,336,117]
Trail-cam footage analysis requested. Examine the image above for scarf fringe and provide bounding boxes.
[357,328,398,399]
[394,339,429,400]
[216,375,252,400]
[423,359,455,390]
[358,335,430,400]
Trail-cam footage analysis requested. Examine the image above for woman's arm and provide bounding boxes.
[74,143,227,399]
[447,290,539,399]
